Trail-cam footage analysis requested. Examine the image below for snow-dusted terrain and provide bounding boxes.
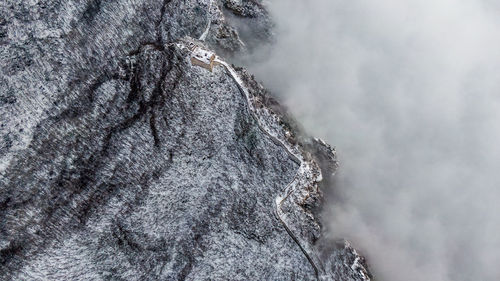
[0,0,370,280]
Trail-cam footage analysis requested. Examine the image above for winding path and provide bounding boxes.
[213,56,324,279]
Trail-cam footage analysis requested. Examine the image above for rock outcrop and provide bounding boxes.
[0,0,371,280]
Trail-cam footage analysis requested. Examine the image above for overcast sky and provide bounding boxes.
[249,0,500,280]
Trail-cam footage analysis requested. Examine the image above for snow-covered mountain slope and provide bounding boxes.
[0,1,371,280]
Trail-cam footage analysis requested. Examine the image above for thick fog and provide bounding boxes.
[248,0,500,280]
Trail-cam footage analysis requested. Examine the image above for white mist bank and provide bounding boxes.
[249,0,500,280]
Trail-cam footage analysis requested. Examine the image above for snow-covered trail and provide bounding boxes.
[213,56,325,278]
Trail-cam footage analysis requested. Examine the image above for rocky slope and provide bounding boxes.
[0,0,371,280]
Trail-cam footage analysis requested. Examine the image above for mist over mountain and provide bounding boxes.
[4,1,498,280]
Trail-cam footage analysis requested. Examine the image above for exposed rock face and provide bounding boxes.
[0,1,371,280]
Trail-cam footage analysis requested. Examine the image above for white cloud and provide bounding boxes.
[249,0,500,280]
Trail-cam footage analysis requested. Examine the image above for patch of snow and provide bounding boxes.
[346,241,371,281]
